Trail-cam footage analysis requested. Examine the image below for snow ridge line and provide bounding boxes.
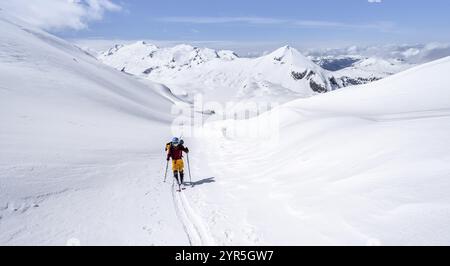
[171,183,215,246]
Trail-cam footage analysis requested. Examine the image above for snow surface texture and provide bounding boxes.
[195,57,450,245]
[1,13,450,246]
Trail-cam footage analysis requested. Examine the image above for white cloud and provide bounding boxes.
[0,0,121,31]
[157,17,287,25]
[156,16,394,31]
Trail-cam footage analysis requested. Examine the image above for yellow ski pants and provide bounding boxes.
[172,159,184,172]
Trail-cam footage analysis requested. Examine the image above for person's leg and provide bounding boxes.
[173,159,185,185]
[180,171,184,184]
[172,160,178,184]
[179,160,185,184]
[173,170,179,184]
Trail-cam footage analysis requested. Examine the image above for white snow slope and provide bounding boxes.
[191,57,450,245]
[0,16,196,245]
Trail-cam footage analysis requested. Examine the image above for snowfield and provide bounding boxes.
[193,56,450,245]
[0,15,189,245]
[1,13,450,246]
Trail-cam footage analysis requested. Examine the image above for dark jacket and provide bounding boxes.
[166,143,189,161]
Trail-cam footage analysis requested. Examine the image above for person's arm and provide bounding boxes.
[182,145,189,153]
[166,145,172,160]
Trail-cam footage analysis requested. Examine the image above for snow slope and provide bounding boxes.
[0,15,194,245]
[188,57,450,245]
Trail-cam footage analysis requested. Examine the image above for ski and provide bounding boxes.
[176,185,187,192]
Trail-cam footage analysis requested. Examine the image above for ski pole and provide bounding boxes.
[163,160,169,182]
[187,153,192,185]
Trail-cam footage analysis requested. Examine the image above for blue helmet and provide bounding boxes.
[172,137,180,145]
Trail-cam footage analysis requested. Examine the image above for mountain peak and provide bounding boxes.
[271,45,295,55]
[266,45,321,70]
[131,40,157,48]
[269,45,306,59]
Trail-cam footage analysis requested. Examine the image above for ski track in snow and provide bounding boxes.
[171,181,215,246]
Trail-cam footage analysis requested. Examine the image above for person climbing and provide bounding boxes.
[165,137,189,188]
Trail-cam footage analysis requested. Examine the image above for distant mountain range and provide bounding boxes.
[97,41,435,103]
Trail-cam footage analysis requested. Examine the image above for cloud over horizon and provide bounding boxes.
[73,38,450,64]
[155,16,395,31]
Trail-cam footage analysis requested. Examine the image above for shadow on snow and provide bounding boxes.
[186,177,216,188]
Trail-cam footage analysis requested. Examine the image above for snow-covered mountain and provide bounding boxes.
[308,43,450,86]
[99,42,338,103]
[310,53,416,85]
[101,41,238,75]
[99,42,432,103]
[308,43,450,67]
[331,57,415,87]
[338,57,411,77]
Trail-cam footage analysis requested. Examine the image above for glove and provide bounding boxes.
[185,147,189,153]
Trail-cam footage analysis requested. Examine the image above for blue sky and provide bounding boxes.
[3,0,446,53]
[55,0,450,46]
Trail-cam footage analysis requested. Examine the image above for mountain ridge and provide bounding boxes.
[99,41,338,103]
[98,41,420,104]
